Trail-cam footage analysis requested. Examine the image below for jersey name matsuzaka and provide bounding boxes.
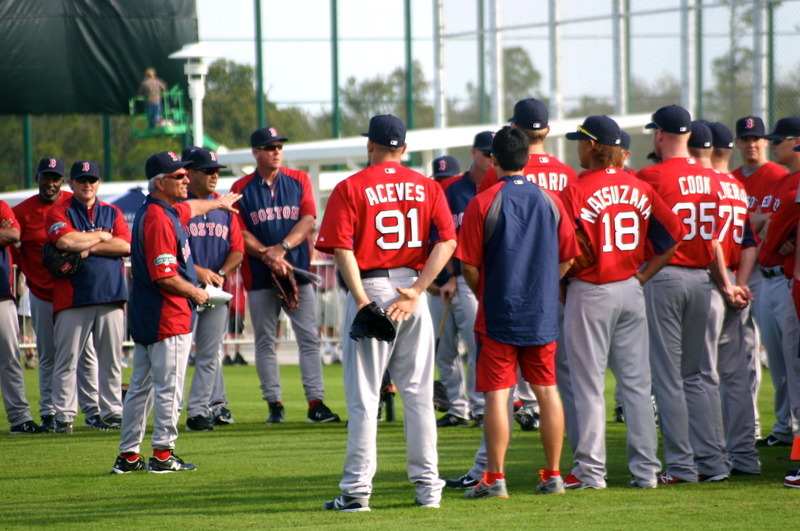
[187,221,230,239]
[364,183,426,206]
[579,185,652,223]
[716,180,748,203]
[248,206,301,225]
[678,175,712,195]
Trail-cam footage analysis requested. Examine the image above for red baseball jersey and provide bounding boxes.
[731,161,787,213]
[478,153,577,194]
[0,201,21,299]
[12,191,74,301]
[315,160,456,271]
[757,172,800,269]
[559,168,685,284]
[637,158,722,268]
[713,171,758,269]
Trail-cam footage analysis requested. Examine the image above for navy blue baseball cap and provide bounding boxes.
[181,146,202,160]
[688,121,713,149]
[145,151,190,179]
[508,98,548,130]
[566,115,622,147]
[250,127,288,148]
[473,131,495,151]
[645,104,691,134]
[431,156,461,178]
[70,160,101,180]
[361,114,406,147]
[735,116,767,139]
[620,131,631,150]
[705,121,734,148]
[185,148,226,170]
[764,117,800,140]
[37,157,65,177]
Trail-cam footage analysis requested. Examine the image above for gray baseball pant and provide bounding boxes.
[565,277,660,488]
[429,293,469,419]
[248,284,323,403]
[703,271,760,474]
[52,304,124,423]
[0,299,35,425]
[187,302,228,418]
[755,272,793,442]
[781,284,800,437]
[339,273,444,506]
[29,293,56,418]
[645,265,727,481]
[119,333,192,453]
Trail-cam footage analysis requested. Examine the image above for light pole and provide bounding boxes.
[169,42,222,149]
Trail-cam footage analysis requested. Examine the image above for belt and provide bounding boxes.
[760,266,785,278]
[360,267,420,279]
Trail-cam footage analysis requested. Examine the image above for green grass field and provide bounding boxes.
[1,363,796,529]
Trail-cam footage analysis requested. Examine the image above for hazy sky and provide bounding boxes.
[196,0,799,116]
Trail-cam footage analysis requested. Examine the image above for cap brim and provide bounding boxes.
[432,172,457,178]
[565,131,591,141]
[360,132,369,137]
[644,122,658,129]
[473,144,492,151]
[735,133,765,139]
[196,164,227,170]
[793,145,800,152]
[38,170,64,177]
[71,173,100,180]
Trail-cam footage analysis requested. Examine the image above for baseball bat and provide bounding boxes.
[291,266,322,286]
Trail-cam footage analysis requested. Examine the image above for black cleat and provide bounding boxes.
[84,415,104,428]
[515,407,540,431]
[266,402,285,424]
[234,352,248,365]
[148,453,197,473]
[323,494,370,512]
[40,415,56,431]
[54,421,73,434]
[186,415,215,431]
[99,416,122,430]
[472,414,484,428]
[10,420,46,434]
[307,401,340,423]
[755,434,791,447]
[111,455,148,474]
[212,405,235,425]
[444,473,480,489]
[436,413,470,428]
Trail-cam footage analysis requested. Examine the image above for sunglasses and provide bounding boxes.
[163,171,187,180]
[771,136,796,146]
[74,176,99,184]
[577,124,598,141]
[258,144,283,152]
[481,150,492,158]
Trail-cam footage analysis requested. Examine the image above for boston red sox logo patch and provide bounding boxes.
[438,160,447,172]
[49,158,57,168]
[82,162,90,172]
[745,118,754,130]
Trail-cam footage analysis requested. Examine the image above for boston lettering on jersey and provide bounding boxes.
[579,184,652,223]
[187,221,230,239]
[248,205,301,225]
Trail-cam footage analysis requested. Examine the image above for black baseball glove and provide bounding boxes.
[270,269,299,311]
[349,301,396,342]
[41,242,83,278]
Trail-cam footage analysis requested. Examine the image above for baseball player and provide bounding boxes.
[689,122,761,476]
[13,158,99,431]
[637,105,747,484]
[111,151,241,474]
[427,155,469,427]
[230,127,339,424]
[317,114,456,511]
[182,148,244,431]
[734,116,794,447]
[456,126,579,498]
[46,161,130,434]
[436,132,495,430]
[0,201,45,434]
[560,115,683,490]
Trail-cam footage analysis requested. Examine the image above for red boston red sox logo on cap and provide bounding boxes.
[438,160,447,172]
[82,162,90,172]
[269,128,278,137]
[168,151,178,161]
[745,118,754,129]
[49,158,57,168]
[210,151,217,161]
